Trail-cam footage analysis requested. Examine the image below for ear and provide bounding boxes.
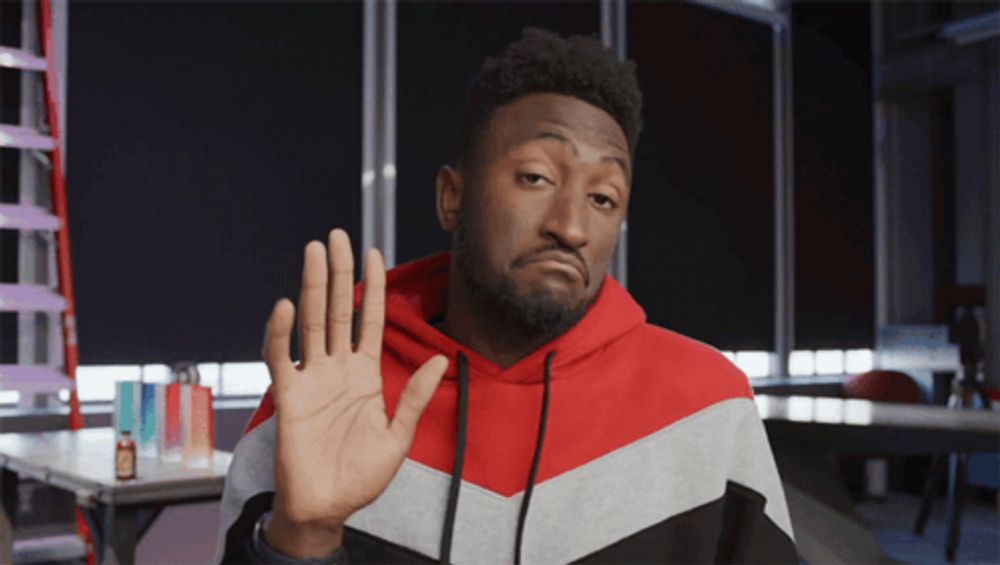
[435,165,463,232]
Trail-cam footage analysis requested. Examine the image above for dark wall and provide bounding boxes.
[792,2,874,349]
[395,0,600,265]
[627,2,775,351]
[60,2,876,365]
[67,2,362,364]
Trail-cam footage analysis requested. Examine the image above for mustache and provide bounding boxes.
[512,244,590,286]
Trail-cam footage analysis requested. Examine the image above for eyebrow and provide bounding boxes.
[530,130,630,181]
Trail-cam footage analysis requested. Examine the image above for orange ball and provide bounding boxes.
[843,370,922,404]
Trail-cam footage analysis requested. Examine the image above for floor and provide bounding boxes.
[855,491,1000,565]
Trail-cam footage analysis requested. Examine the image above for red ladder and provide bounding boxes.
[0,0,92,561]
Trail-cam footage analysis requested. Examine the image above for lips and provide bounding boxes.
[522,250,589,285]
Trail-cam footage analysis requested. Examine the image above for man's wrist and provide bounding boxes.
[261,509,345,560]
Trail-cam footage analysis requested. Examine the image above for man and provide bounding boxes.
[216,28,797,563]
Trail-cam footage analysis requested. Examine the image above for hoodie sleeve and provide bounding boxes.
[713,393,799,563]
[214,389,279,563]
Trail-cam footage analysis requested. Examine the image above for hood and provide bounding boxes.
[372,252,646,384]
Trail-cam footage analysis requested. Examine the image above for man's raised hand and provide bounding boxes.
[262,229,448,558]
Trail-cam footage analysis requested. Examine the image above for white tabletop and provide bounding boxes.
[0,427,232,506]
[755,394,1000,454]
[755,394,1000,432]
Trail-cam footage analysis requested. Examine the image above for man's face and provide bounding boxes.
[453,93,631,339]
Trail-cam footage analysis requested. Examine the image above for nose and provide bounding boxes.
[540,181,589,250]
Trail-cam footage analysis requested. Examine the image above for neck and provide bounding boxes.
[439,264,551,370]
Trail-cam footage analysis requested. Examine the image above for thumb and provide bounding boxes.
[389,355,448,445]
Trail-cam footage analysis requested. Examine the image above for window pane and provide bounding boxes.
[77,365,141,402]
[141,364,171,384]
[789,350,816,376]
[814,349,845,375]
[845,349,874,374]
[734,351,773,379]
[221,362,269,397]
[197,362,222,397]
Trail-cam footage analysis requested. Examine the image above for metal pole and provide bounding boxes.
[362,0,377,257]
[53,0,66,172]
[50,0,68,369]
[601,0,628,288]
[872,0,891,333]
[18,0,42,368]
[362,0,396,266]
[381,0,397,268]
[772,19,794,377]
[983,38,1000,387]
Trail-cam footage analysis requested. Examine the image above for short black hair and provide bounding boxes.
[456,27,643,171]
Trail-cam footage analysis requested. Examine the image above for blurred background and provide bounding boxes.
[0,0,997,563]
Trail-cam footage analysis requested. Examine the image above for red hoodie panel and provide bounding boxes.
[382,323,751,497]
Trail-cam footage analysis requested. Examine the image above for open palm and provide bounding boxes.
[263,229,447,534]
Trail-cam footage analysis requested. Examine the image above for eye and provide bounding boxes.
[590,193,618,210]
[517,172,549,186]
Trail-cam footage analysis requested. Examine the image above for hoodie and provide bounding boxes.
[215,253,798,563]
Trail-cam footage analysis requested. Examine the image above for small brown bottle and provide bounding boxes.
[116,431,137,480]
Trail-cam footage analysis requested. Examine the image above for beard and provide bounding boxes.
[452,211,594,344]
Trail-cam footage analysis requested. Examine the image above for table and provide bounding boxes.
[0,427,232,564]
[755,394,1000,564]
[756,394,1000,454]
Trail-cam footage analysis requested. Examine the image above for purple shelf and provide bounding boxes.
[0,365,71,395]
[0,125,55,151]
[0,46,46,72]
[0,204,61,231]
[0,284,66,312]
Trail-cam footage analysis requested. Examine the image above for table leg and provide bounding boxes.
[136,506,164,540]
[82,503,163,564]
[915,454,948,535]
[100,504,139,565]
[945,452,968,562]
[0,467,17,564]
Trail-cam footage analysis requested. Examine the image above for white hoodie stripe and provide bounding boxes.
[215,397,792,564]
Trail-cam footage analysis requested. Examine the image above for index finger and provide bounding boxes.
[263,298,295,396]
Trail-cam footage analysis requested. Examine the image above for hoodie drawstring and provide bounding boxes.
[438,350,556,565]
[439,352,469,564]
[514,350,555,565]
